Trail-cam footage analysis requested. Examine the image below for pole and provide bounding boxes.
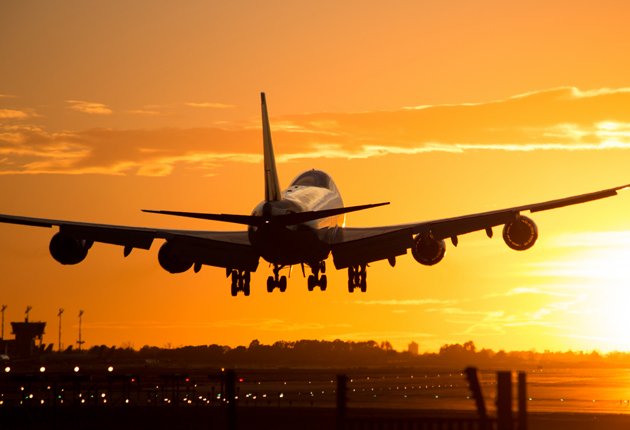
[77,310,85,351]
[336,374,348,430]
[57,308,64,352]
[518,372,527,430]
[1,305,6,339]
[224,369,237,430]
[496,371,513,430]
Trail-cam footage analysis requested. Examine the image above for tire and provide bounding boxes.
[307,275,315,291]
[320,275,327,291]
[279,276,287,292]
[267,276,275,293]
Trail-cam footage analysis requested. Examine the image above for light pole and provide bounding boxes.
[25,305,32,322]
[1,305,6,340]
[57,308,64,352]
[77,310,85,351]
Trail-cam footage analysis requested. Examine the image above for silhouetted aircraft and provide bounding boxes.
[0,94,628,296]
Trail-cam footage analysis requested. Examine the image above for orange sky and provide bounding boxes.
[2,1,630,353]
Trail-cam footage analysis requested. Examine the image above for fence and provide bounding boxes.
[0,366,527,430]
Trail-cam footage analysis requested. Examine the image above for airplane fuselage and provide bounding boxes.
[248,169,344,265]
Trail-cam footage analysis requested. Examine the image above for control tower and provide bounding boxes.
[11,320,46,358]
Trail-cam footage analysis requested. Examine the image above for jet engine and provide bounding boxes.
[49,232,91,265]
[502,215,538,251]
[158,241,193,274]
[411,233,446,266]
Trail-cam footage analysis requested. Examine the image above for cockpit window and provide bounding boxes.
[291,170,332,189]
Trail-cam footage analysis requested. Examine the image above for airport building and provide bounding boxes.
[0,318,49,359]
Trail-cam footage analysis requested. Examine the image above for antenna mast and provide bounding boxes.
[1,305,6,340]
[57,308,64,352]
[77,310,85,351]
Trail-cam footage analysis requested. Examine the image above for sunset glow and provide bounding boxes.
[2,1,630,353]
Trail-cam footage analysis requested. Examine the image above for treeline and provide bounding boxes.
[67,339,630,369]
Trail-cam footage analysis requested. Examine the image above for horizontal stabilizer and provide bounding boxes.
[142,202,389,227]
[142,210,262,226]
[275,202,389,226]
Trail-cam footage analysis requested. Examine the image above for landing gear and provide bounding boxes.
[347,264,367,293]
[307,261,327,291]
[229,270,251,296]
[267,265,287,293]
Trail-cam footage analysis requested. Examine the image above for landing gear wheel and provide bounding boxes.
[229,270,251,296]
[347,265,368,293]
[320,275,327,291]
[279,276,287,292]
[267,276,275,293]
[307,260,328,292]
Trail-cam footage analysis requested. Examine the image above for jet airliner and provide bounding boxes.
[0,93,627,296]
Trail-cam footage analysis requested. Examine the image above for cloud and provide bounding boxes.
[483,286,575,299]
[126,109,162,116]
[548,230,630,248]
[354,299,456,306]
[0,108,31,120]
[66,100,113,115]
[3,87,630,175]
[323,330,434,342]
[440,295,587,337]
[84,318,350,332]
[184,102,235,109]
[0,126,262,175]
[204,318,350,332]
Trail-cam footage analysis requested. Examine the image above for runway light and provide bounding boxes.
[107,366,114,373]
[39,366,46,373]
[3,367,9,373]
[74,366,80,373]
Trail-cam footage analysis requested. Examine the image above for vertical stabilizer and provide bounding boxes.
[261,92,282,202]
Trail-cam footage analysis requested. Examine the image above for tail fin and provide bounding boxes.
[261,93,282,202]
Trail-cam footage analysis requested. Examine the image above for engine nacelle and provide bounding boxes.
[49,232,91,265]
[502,215,538,251]
[158,241,193,274]
[411,233,446,266]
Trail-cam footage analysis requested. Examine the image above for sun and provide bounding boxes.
[548,232,630,351]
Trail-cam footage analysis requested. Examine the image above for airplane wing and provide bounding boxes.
[331,184,629,270]
[0,214,259,271]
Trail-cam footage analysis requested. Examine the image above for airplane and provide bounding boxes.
[0,93,627,296]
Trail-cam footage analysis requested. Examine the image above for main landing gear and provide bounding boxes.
[307,261,327,291]
[348,264,367,293]
[229,269,251,296]
[267,265,287,293]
